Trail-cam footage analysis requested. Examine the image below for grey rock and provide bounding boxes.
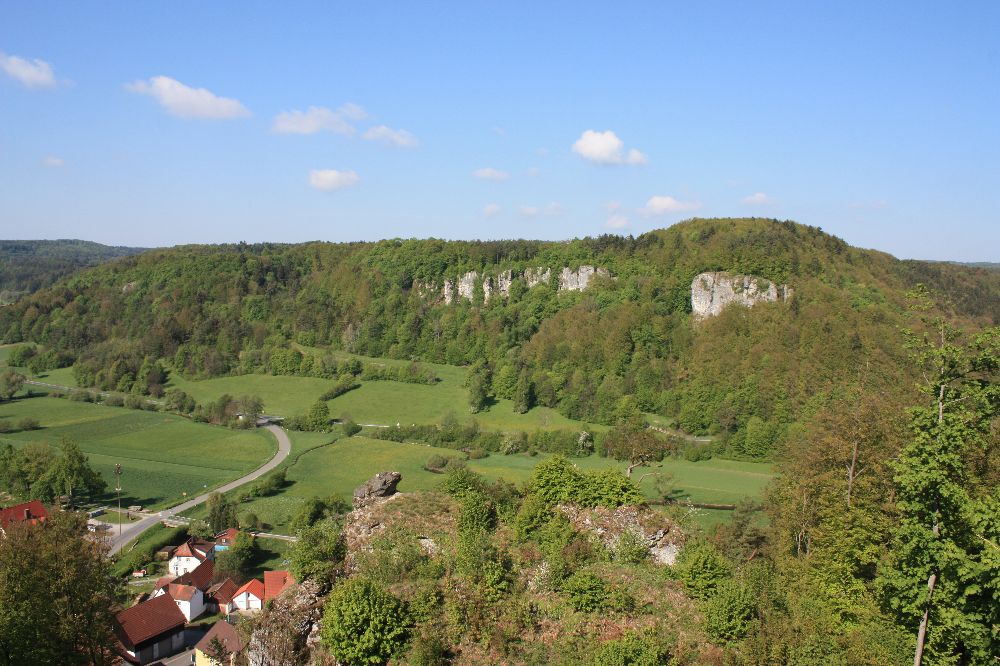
[691,271,792,319]
[353,471,402,509]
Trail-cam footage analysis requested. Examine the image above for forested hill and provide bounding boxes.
[0,239,146,304]
[3,218,998,459]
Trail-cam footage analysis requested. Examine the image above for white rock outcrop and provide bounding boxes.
[457,271,477,301]
[524,267,551,288]
[691,271,792,318]
[558,265,609,292]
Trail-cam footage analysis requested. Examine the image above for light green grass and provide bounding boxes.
[0,397,275,509]
[231,435,772,533]
[167,373,333,417]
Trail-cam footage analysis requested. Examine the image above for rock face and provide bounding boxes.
[558,265,609,292]
[457,271,477,301]
[495,270,513,298]
[244,578,321,666]
[524,267,551,288]
[353,471,402,509]
[558,503,684,566]
[691,271,792,319]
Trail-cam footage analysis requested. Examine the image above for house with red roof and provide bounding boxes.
[214,527,241,551]
[194,619,244,665]
[206,578,239,616]
[231,570,295,613]
[0,500,48,536]
[114,594,186,665]
[167,537,215,576]
[232,578,265,612]
[151,558,216,621]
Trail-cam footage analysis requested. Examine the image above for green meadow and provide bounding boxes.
[224,434,772,533]
[0,397,275,509]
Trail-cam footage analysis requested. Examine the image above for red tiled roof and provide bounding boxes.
[165,583,198,602]
[172,538,208,562]
[153,576,175,591]
[195,620,244,656]
[0,500,48,530]
[234,578,264,601]
[115,594,186,648]
[215,528,240,547]
[263,570,294,602]
[207,578,238,605]
[175,559,214,591]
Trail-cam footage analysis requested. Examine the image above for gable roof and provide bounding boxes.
[234,578,264,601]
[263,570,294,602]
[206,578,239,605]
[153,575,175,592]
[165,583,198,602]
[0,500,48,531]
[195,620,244,657]
[174,559,214,591]
[172,537,214,561]
[115,594,186,648]
[215,528,240,547]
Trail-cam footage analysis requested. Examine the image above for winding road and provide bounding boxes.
[108,424,291,555]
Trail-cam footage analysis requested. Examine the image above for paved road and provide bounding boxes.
[109,425,291,556]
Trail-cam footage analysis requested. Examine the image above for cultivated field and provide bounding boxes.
[0,397,276,509]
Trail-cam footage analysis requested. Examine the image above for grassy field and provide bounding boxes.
[0,397,276,509]
[226,435,773,533]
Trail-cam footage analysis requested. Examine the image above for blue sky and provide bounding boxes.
[1,2,998,260]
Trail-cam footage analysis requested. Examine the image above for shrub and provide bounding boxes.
[466,448,488,460]
[123,394,145,410]
[341,419,361,437]
[103,394,124,407]
[16,418,40,431]
[424,454,448,471]
[675,541,730,600]
[289,519,345,584]
[69,390,92,402]
[611,528,649,564]
[562,571,609,612]
[704,580,755,643]
[591,632,672,666]
[0,420,11,434]
[321,578,410,666]
[512,493,553,542]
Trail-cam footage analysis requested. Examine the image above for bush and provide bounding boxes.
[424,454,448,472]
[16,418,40,431]
[123,394,145,410]
[591,632,672,666]
[321,578,410,666]
[466,448,488,460]
[675,541,730,600]
[0,420,12,434]
[704,580,755,643]
[103,394,124,407]
[562,571,609,612]
[611,528,649,564]
[342,419,362,437]
[289,519,345,584]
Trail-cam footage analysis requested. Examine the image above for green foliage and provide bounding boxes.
[0,369,25,401]
[675,541,730,600]
[591,632,672,666]
[206,491,239,533]
[562,571,609,612]
[531,456,643,508]
[610,528,649,565]
[342,419,362,437]
[289,519,345,584]
[321,577,410,666]
[704,580,755,643]
[0,438,105,504]
[215,532,258,582]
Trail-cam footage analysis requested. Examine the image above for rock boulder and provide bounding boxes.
[353,471,402,509]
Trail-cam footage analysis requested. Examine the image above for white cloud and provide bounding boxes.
[483,203,502,218]
[272,105,362,135]
[473,167,509,181]
[572,130,647,165]
[126,76,250,119]
[519,206,539,217]
[0,52,56,88]
[42,156,65,167]
[643,195,701,215]
[363,125,419,148]
[309,169,360,191]
[605,214,630,229]
[741,192,772,205]
[545,202,565,216]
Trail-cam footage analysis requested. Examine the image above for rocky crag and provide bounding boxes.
[419,265,610,305]
[690,271,793,318]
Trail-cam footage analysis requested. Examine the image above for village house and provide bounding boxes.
[114,594,186,665]
[213,527,240,551]
[150,559,218,621]
[194,620,244,666]
[205,578,239,616]
[232,570,295,613]
[0,499,48,537]
[167,537,215,576]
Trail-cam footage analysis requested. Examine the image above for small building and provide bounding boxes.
[167,537,215,576]
[194,620,244,666]
[114,594,186,665]
[232,579,264,612]
[214,528,240,551]
[151,559,215,621]
[263,570,294,603]
[0,500,48,536]
[206,578,239,616]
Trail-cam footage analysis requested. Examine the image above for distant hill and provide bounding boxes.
[0,239,147,303]
[3,218,998,460]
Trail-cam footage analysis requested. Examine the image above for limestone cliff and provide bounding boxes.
[691,271,792,318]
[420,265,610,304]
